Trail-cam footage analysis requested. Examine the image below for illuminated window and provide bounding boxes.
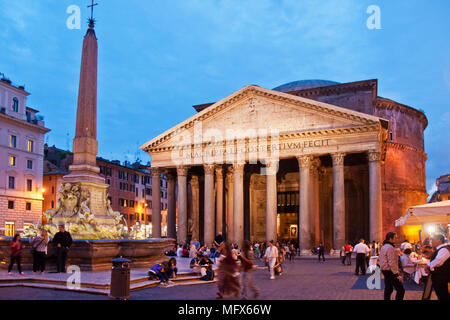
[10,135,17,148]
[5,222,15,237]
[9,156,16,166]
[12,98,18,112]
[27,140,34,152]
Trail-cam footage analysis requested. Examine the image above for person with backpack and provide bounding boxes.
[31,230,49,274]
[8,234,24,275]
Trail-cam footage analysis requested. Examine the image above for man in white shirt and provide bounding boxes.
[264,240,278,280]
[354,239,370,275]
[427,234,450,300]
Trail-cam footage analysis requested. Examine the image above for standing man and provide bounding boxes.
[427,234,449,300]
[192,238,201,250]
[264,240,278,280]
[53,224,72,273]
[354,239,370,275]
[317,243,325,262]
[379,232,405,300]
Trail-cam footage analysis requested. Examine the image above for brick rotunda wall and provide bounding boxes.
[375,98,428,240]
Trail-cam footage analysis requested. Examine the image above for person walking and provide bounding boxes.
[426,234,449,300]
[31,230,49,274]
[240,241,259,300]
[379,232,405,300]
[264,240,278,280]
[216,243,240,299]
[53,224,72,273]
[354,239,370,275]
[318,243,325,262]
[8,234,24,275]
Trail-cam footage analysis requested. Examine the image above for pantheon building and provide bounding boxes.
[141,79,427,252]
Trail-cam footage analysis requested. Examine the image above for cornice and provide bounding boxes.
[376,97,428,129]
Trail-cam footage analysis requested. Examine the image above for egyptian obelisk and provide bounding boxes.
[63,16,110,220]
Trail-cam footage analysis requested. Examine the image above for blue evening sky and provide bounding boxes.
[0,0,449,195]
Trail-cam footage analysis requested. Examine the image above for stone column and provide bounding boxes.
[204,164,215,246]
[225,168,234,242]
[310,158,321,245]
[368,150,382,242]
[165,170,176,239]
[297,155,312,254]
[151,167,161,238]
[233,162,245,247]
[215,167,224,236]
[266,160,278,243]
[332,153,346,250]
[190,175,200,241]
[176,166,189,244]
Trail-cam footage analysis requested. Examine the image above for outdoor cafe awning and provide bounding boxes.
[395,200,450,227]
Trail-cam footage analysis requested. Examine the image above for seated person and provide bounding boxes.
[199,254,214,281]
[400,249,416,276]
[176,245,183,257]
[148,262,170,285]
[181,245,190,258]
[190,252,202,273]
[166,258,178,279]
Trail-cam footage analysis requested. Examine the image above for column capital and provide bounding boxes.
[215,166,224,178]
[204,164,216,175]
[296,155,313,168]
[225,169,233,183]
[331,152,346,166]
[150,167,161,177]
[233,162,246,173]
[265,159,279,175]
[176,165,189,177]
[367,150,381,162]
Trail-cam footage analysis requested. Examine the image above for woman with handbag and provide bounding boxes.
[8,234,24,275]
[31,230,48,274]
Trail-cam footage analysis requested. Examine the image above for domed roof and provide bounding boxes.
[273,79,340,92]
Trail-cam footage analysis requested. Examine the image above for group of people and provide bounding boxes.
[379,232,449,300]
[7,224,73,275]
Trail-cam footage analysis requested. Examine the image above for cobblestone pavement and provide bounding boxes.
[0,258,436,300]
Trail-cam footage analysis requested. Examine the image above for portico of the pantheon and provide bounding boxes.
[141,79,428,252]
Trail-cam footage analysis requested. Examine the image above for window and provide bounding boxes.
[27,140,34,152]
[9,156,16,166]
[389,132,393,141]
[51,186,55,194]
[5,222,15,237]
[119,198,128,207]
[12,98,19,112]
[51,200,54,209]
[27,179,32,192]
[27,160,33,169]
[26,202,31,211]
[142,189,144,198]
[10,135,17,148]
[8,201,14,209]
[8,176,15,189]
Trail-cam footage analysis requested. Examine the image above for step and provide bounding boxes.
[0,282,108,295]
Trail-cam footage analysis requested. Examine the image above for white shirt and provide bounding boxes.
[428,244,450,271]
[353,242,370,254]
[264,246,278,259]
[176,247,182,257]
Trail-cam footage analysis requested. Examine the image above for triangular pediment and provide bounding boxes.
[142,85,383,152]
